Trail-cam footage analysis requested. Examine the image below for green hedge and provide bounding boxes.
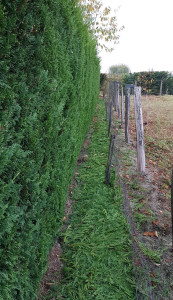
[0,1,100,299]
[123,71,173,94]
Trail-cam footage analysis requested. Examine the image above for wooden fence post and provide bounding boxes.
[134,86,145,174]
[103,81,106,98]
[104,98,108,122]
[112,81,116,108]
[108,101,113,136]
[115,82,120,118]
[105,134,116,184]
[109,81,114,101]
[108,80,111,98]
[171,169,173,249]
[146,93,149,125]
[121,85,124,128]
[125,87,130,143]
[160,80,163,96]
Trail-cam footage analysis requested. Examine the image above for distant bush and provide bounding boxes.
[123,71,173,94]
[0,1,100,299]
[109,64,130,75]
[100,73,107,88]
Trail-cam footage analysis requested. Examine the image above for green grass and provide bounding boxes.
[45,99,136,299]
[137,241,162,264]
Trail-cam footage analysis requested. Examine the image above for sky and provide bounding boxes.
[99,0,173,74]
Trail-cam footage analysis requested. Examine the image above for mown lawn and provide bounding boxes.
[44,99,136,300]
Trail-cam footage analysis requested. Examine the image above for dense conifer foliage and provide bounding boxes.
[0,1,100,299]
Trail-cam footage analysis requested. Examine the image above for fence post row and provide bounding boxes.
[103,81,106,99]
[106,81,146,175]
[112,82,116,108]
[108,101,113,136]
[108,81,114,101]
[134,86,145,174]
[104,98,108,122]
[125,86,131,143]
[115,82,120,118]
[171,169,173,249]
[160,79,163,96]
[121,85,124,128]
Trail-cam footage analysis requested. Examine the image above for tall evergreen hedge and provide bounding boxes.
[0,1,100,299]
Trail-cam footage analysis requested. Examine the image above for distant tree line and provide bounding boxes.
[101,67,173,95]
[123,71,173,95]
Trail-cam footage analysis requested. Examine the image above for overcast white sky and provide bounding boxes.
[99,0,173,74]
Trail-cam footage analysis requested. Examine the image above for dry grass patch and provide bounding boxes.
[130,95,173,202]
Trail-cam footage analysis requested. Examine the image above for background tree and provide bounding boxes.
[109,64,130,74]
[123,71,173,94]
[78,0,124,52]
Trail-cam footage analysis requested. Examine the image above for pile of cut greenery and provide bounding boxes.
[45,99,136,299]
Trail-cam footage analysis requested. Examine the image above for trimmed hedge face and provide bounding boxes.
[0,1,100,299]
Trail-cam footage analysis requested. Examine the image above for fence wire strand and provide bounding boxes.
[104,90,173,300]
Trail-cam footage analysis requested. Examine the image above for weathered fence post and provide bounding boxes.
[112,81,116,110]
[109,81,114,101]
[103,81,106,98]
[115,82,120,118]
[121,85,124,128]
[171,169,173,249]
[146,92,149,125]
[134,86,145,174]
[105,134,116,184]
[108,80,111,99]
[170,169,173,250]
[108,101,113,136]
[125,86,131,143]
[104,98,108,122]
[160,80,163,96]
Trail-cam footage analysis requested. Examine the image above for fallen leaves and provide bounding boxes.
[143,231,158,238]
[152,220,159,226]
[148,159,156,166]
[135,260,140,267]
[45,282,55,286]
[138,209,151,216]
[150,271,155,278]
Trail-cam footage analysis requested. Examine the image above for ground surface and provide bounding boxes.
[114,95,173,299]
[38,95,173,300]
[38,100,135,300]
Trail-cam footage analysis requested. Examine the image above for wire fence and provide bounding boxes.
[104,80,173,300]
